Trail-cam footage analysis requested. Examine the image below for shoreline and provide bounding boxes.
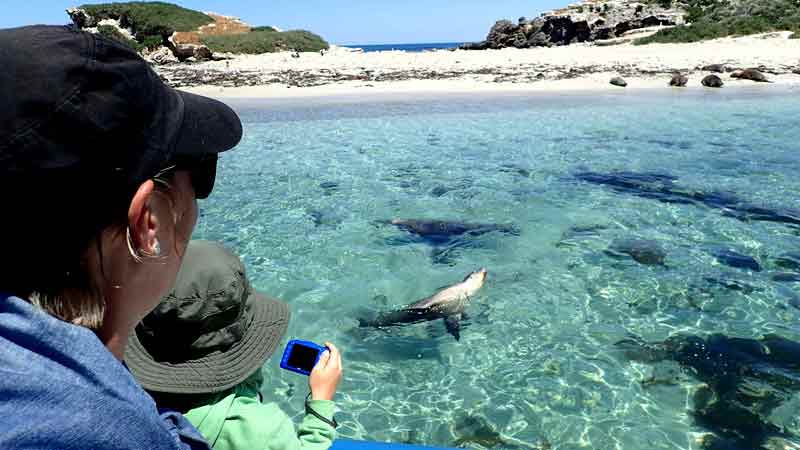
[183,75,800,100]
[163,33,800,100]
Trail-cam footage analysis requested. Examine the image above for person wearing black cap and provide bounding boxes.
[127,240,342,450]
[0,26,241,450]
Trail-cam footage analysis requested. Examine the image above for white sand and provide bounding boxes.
[176,32,800,99]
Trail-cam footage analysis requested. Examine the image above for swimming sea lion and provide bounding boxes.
[388,219,519,243]
[358,268,488,340]
[713,249,762,272]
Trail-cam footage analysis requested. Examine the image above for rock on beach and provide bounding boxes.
[610,76,627,87]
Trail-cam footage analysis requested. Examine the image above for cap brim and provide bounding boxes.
[125,292,289,394]
[173,90,243,157]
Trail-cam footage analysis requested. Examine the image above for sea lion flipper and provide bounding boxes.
[445,314,462,341]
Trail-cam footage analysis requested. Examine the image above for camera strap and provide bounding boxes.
[305,393,338,429]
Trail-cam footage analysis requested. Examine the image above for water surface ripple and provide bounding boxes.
[195,90,800,449]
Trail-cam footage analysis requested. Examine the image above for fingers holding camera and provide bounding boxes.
[309,341,343,401]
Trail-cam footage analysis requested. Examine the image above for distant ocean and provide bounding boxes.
[341,42,463,52]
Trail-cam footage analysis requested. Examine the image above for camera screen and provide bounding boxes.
[287,343,320,372]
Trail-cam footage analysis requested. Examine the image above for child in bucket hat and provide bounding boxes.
[126,240,342,450]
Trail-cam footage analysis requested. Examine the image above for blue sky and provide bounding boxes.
[3,0,565,44]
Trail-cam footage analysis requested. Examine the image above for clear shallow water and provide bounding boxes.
[195,89,800,449]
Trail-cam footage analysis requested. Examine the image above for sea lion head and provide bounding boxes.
[463,268,488,285]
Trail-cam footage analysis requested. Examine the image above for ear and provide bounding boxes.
[128,180,159,255]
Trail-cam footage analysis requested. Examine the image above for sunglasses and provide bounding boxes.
[170,154,218,200]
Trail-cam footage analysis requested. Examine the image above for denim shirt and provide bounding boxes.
[0,294,211,450]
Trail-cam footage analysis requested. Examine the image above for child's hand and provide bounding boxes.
[309,342,342,401]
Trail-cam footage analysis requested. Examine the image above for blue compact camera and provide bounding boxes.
[280,340,327,376]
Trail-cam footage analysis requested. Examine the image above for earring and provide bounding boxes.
[152,239,162,257]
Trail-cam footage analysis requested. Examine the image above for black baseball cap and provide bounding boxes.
[0,25,242,198]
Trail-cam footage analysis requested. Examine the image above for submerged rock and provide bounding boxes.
[610,76,627,87]
[702,74,724,88]
[669,73,689,87]
[453,415,506,448]
[606,238,666,266]
[774,253,800,271]
[618,334,800,450]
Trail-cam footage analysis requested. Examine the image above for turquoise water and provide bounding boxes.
[195,89,800,449]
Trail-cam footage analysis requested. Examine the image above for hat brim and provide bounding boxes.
[125,291,289,394]
[173,90,243,157]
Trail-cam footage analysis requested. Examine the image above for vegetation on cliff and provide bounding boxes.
[80,2,214,38]
[201,29,329,53]
[636,0,800,44]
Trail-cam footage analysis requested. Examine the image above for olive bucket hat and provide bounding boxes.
[126,241,290,394]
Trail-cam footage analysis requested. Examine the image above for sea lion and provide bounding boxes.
[731,68,770,82]
[358,268,488,340]
[713,249,762,272]
[702,74,724,88]
[702,64,727,73]
[669,73,688,87]
[575,171,800,227]
[387,219,519,243]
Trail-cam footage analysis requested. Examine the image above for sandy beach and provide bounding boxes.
[165,32,800,99]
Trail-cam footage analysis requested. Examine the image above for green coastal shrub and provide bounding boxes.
[96,24,164,52]
[251,26,278,32]
[80,2,213,38]
[201,29,329,54]
[96,24,138,48]
[636,0,800,44]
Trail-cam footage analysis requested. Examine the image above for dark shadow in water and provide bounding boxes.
[617,334,800,449]
[574,171,800,227]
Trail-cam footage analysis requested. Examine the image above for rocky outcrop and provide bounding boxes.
[462,1,685,49]
[68,6,215,61]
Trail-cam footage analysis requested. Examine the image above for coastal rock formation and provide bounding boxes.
[144,46,179,65]
[731,68,769,82]
[610,76,627,87]
[669,73,688,86]
[702,74,724,87]
[462,0,685,49]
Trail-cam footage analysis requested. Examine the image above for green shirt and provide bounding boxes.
[183,374,336,450]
